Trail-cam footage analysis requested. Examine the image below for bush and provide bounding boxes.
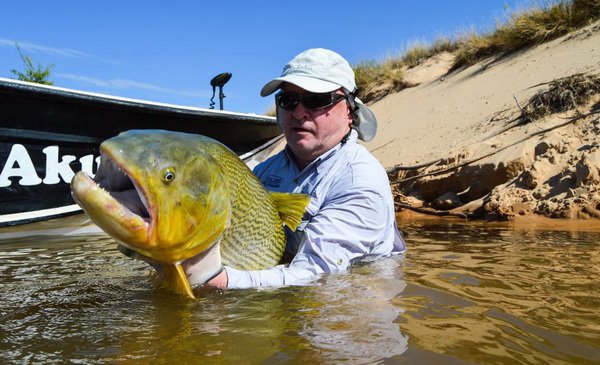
[10,43,54,85]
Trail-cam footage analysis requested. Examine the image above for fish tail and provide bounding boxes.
[162,263,195,299]
[269,192,311,231]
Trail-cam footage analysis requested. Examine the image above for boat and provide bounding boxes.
[0,77,282,227]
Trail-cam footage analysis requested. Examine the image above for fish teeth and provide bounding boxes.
[132,178,151,219]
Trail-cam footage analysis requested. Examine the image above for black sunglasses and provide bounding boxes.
[276,91,348,111]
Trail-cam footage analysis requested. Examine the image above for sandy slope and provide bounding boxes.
[365,21,600,220]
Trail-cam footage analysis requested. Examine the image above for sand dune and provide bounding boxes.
[365,21,600,220]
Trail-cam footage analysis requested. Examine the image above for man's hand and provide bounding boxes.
[205,269,228,288]
[118,244,228,289]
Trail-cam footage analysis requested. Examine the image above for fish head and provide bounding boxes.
[71,130,231,263]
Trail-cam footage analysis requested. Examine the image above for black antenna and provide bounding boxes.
[209,72,232,110]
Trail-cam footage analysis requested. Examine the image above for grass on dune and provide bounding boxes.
[354,0,600,104]
[354,58,412,103]
[452,0,600,69]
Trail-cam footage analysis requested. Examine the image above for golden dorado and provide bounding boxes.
[71,130,309,298]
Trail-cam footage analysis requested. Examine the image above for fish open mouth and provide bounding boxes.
[92,153,151,221]
[71,150,152,246]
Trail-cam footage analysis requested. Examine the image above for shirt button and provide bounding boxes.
[337,258,344,266]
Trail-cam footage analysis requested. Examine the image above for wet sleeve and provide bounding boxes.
[224,187,392,289]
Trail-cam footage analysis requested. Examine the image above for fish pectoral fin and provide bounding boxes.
[162,263,195,299]
[269,192,311,231]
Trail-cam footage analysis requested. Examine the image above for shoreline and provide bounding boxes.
[396,210,600,232]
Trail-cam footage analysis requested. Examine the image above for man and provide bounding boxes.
[193,48,405,288]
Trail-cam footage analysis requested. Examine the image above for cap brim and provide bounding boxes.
[260,75,341,96]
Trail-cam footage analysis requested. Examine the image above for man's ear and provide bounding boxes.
[345,95,359,124]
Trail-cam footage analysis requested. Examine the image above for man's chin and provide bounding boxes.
[288,141,324,161]
[288,134,313,149]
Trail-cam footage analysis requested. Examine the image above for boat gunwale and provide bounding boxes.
[0,77,277,126]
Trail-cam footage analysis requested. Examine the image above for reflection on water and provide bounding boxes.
[0,215,599,364]
[398,218,600,365]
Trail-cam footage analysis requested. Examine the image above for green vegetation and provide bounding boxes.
[354,0,600,104]
[401,38,457,68]
[452,0,600,69]
[354,58,412,103]
[10,43,54,85]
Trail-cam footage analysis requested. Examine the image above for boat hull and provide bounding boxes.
[0,78,281,227]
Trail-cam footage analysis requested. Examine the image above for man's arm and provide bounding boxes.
[216,187,394,289]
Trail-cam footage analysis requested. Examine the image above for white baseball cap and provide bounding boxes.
[260,48,377,142]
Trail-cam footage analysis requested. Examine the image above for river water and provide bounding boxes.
[0,215,598,364]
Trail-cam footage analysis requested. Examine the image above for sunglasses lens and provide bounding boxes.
[276,93,299,110]
[302,94,334,109]
[276,92,345,111]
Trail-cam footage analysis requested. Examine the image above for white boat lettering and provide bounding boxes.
[42,146,77,184]
[79,155,101,177]
[0,144,42,187]
[0,144,99,187]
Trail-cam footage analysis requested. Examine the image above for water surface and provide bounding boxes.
[0,215,598,364]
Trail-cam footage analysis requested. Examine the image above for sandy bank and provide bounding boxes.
[365,21,600,220]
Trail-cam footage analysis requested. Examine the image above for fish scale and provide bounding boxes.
[205,141,286,270]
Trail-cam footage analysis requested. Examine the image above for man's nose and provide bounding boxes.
[291,101,310,121]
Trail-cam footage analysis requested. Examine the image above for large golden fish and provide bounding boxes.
[71,129,309,298]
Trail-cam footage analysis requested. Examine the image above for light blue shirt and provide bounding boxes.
[225,130,405,288]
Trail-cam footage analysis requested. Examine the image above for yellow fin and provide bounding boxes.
[162,263,195,299]
[269,192,311,231]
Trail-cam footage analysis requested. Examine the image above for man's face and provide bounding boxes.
[279,83,352,168]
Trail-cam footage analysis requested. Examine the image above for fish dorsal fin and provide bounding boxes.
[269,192,311,231]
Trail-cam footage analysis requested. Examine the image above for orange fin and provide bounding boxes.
[269,192,311,231]
[162,263,195,299]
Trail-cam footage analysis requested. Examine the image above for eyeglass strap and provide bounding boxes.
[340,128,352,145]
[345,88,360,124]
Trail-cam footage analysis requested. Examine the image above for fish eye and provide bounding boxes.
[163,169,175,183]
